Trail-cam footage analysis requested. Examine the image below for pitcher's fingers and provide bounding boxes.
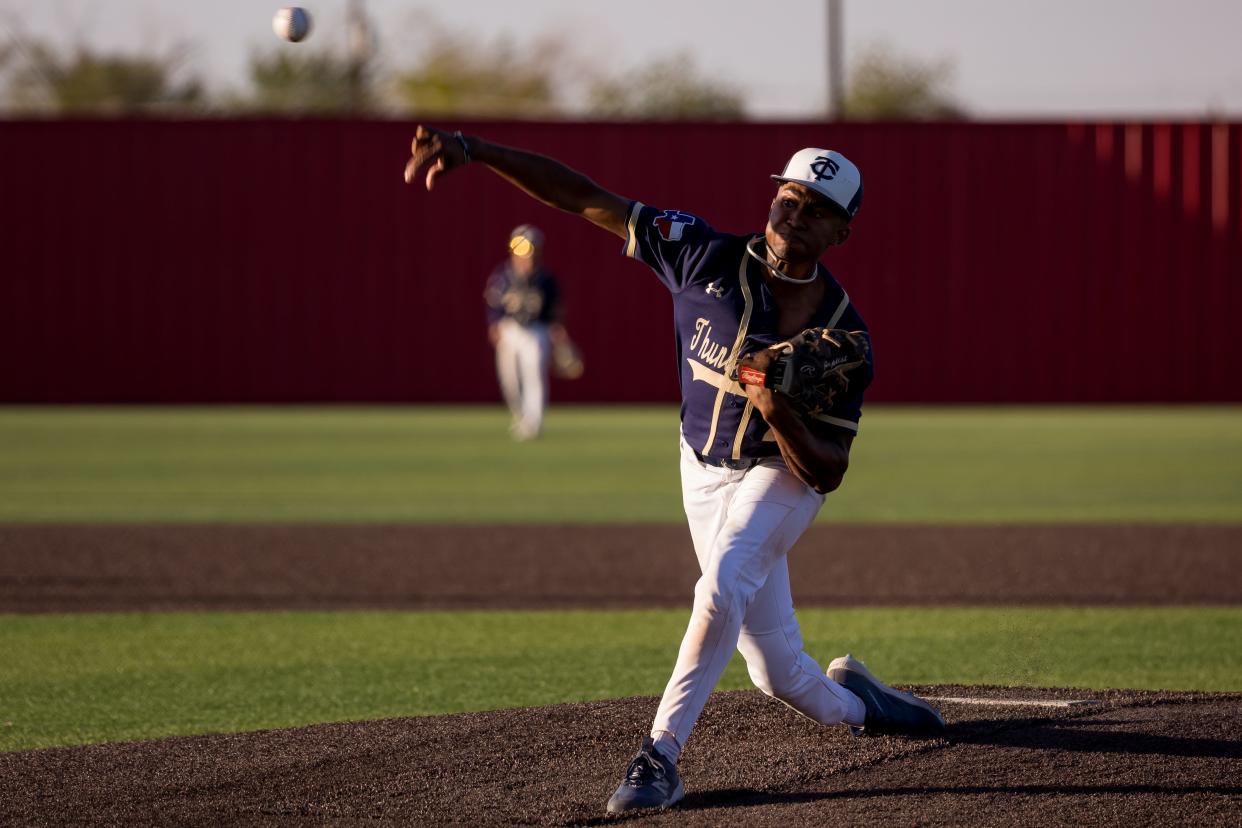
[425,157,445,191]
[410,125,433,152]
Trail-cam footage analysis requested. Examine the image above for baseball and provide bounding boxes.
[272,7,313,43]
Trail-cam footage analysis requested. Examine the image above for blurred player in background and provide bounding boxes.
[484,224,567,441]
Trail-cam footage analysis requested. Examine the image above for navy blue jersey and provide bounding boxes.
[484,263,561,326]
[623,202,873,462]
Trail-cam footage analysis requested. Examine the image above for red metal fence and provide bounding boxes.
[1,119,1238,402]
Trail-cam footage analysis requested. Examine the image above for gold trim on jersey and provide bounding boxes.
[624,201,644,259]
[732,400,756,459]
[687,358,745,395]
[701,246,755,456]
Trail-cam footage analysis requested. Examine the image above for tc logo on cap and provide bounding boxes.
[810,156,840,181]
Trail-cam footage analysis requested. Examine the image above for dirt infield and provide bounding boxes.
[2,686,1239,826]
[2,523,1240,825]
[2,523,1240,612]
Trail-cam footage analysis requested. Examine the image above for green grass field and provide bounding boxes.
[3,607,1239,752]
[1,405,1239,523]
[1,405,1239,753]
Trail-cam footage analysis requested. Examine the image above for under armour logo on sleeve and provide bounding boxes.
[654,210,697,242]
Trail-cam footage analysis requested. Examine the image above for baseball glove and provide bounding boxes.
[552,337,585,380]
[732,328,871,418]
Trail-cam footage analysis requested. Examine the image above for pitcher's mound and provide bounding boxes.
[4,686,1239,826]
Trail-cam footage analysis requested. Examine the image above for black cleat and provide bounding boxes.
[605,737,684,814]
[828,654,947,737]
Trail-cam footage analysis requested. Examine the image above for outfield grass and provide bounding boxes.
[0,405,1239,523]
[2,606,1239,752]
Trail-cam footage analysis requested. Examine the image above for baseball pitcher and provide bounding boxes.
[404,127,946,814]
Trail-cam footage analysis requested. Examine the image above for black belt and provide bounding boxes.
[692,450,770,470]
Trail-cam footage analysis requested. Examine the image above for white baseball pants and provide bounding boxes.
[494,319,551,439]
[649,437,863,764]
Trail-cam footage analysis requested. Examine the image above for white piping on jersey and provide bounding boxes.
[812,413,859,432]
[701,249,755,456]
[624,201,643,259]
[826,290,851,328]
[761,411,859,440]
[819,288,858,432]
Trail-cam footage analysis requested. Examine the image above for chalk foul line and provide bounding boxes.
[926,696,1101,709]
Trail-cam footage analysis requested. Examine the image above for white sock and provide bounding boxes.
[651,731,681,765]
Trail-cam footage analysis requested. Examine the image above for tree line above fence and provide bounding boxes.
[0,15,961,120]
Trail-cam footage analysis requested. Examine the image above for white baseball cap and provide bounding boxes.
[771,148,863,220]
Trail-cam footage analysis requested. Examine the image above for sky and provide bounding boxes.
[3,0,1241,118]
